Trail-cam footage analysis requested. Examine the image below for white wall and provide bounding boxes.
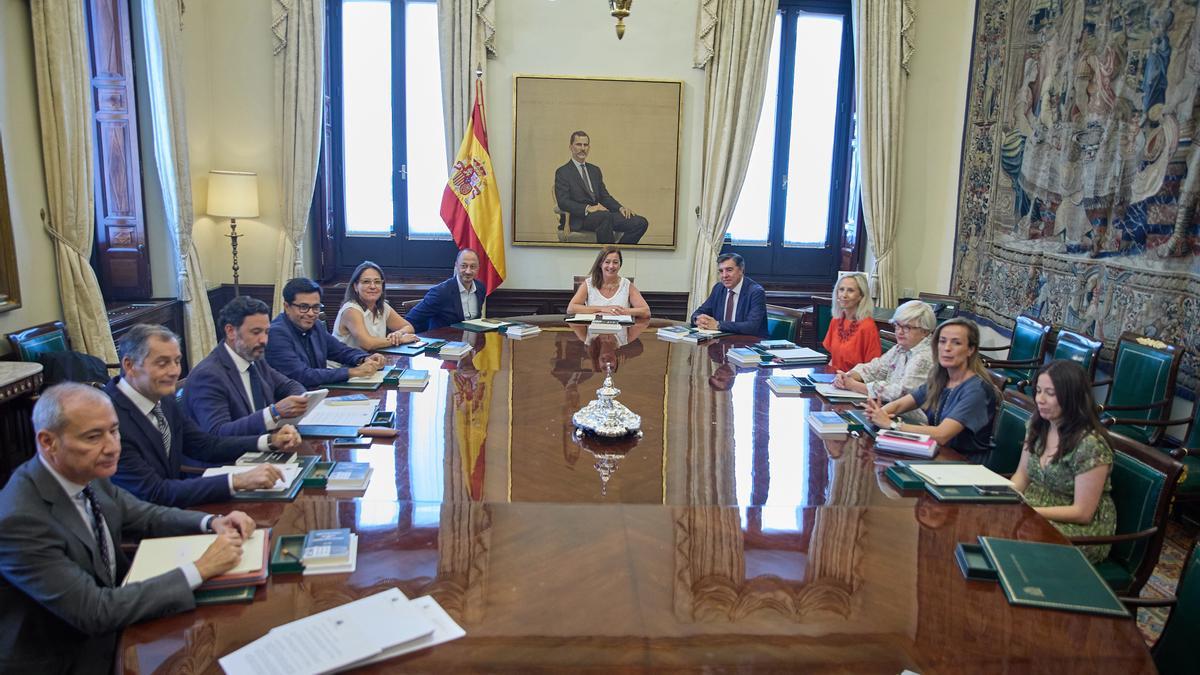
[0,0,62,348]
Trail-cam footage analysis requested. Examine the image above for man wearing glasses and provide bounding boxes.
[265,278,387,387]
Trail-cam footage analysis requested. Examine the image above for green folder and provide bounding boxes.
[229,455,318,502]
[194,585,256,605]
[978,536,1129,618]
[925,483,1022,504]
[884,464,925,491]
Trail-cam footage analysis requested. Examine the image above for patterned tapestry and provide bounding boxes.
[951,0,1200,391]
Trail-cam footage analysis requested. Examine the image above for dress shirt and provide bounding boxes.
[458,276,480,320]
[572,159,595,195]
[222,344,278,449]
[724,279,744,322]
[36,454,205,589]
[116,378,241,490]
[848,334,935,402]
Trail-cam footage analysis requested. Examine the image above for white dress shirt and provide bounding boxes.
[458,276,480,320]
[37,454,206,589]
[222,344,276,451]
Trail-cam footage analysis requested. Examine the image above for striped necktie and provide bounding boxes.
[151,402,172,457]
[80,485,115,584]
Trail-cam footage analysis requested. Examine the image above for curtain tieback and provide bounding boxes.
[40,210,89,259]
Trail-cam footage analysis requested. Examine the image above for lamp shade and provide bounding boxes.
[207,170,259,218]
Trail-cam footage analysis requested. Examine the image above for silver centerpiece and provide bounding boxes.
[572,363,642,438]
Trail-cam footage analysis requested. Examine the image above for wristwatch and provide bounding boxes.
[890,418,902,431]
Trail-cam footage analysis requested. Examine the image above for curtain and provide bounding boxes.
[687,0,777,312]
[29,1,118,364]
[142,0,216,365]
[438,0,496,167]
[271,0,325,315]
[853,0,914,307]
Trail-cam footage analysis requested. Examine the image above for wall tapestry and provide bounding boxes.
[951,0,1200,391]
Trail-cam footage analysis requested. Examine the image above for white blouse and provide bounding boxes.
[332,301,389,350]
[585,277,631,308]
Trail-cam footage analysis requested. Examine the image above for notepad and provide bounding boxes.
[278,388,328,425]
[202,463,304,492]
[345,365,394,385]
[908,463,1012,487]
[814,382,869,400]
[124,530,267,586]
[298,399,378,427]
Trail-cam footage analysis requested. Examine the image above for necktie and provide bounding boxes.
[578,164,594,196]
[151,402,172,458]
[247,362,268,410]
[81,486,114,584]
[724,290,736,323]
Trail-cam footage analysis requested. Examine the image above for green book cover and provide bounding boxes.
[194,585,256,605]
[229,455,317,502]
[925,483,1022,504]
[978,537,1129,618]
[884,465,925,490]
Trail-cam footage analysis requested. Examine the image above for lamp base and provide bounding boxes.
[225,218,242,296]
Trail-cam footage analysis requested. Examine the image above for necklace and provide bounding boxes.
[836,318,859,341]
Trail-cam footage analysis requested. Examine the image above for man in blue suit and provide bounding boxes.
[183,297,309,437]
[107,324,296,507]
[405,249,488,332]
[691,252,768,338]
[266,277,387,387]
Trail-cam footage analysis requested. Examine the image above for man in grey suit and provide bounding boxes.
[0,383,256,673]
[554,130,649,244]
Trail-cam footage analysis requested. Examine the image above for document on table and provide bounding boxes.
[218,588,464,675]
[298,399,378,427]
[814,382,869,399]
[202,463,304,492]
[346,366,394,385]
[124,530,266,584]
[909,464,1013,487]
[279,389,329,426]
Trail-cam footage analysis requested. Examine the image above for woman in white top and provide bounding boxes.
[332,261,419,350]
[567,246,651,318]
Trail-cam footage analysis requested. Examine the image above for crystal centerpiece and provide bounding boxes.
[572,363,642,438]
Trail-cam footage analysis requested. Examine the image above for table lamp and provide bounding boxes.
[207,170,259,296]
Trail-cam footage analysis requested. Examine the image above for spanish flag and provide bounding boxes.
[440,80,506,294]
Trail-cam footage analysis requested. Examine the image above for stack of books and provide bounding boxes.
[657,326,725,343]
[326,461,373,490]
[727,347,769,366]
[438,341,472,359]
[124,529,271,604]
[218,588,466,674]
[806,410,864,434]
[767,375,813,396]
[504,322,541,338]
[389,368,430,391]
[300,528,358,576]
[874,429,939,458]
[766,347,827,365]
[453,317,510,332]
[755,339,796,350]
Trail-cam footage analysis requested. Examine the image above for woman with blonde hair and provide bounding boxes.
[866,317,1000,459]
[822,272,881,371]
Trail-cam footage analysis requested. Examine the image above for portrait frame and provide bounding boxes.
[511,74,682,250]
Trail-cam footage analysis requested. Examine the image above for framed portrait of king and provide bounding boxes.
[511,75,682,249]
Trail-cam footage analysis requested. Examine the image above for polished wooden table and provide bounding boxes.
[119,318,1153,673]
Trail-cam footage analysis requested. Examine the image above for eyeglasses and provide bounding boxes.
[358,279,384,287]
[892,323,923,333]
[289,303,324,314]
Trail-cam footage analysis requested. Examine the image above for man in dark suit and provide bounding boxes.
[405,249,488,332]
[554,130,649,244]
[108,324,296,507]
[691,252,769,338]
[266,277,387,387]
[183,296,308,437]
[0,383,255,673]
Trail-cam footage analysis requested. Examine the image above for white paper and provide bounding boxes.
[568,313,596,321]
[909,464,1013,487]
[346,366,393,385]
[202,463,303,492]
[815,382,869,399]
[124,530,265,585]
[770,347,826,361]
[593,314,633,324]
[278,389,328,426]
[336,596,466,672]
[219,610,381,675]
[298,399,378,427]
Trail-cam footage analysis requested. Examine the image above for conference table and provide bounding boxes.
[118,317,1154,673]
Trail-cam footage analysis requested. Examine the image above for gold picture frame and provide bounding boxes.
[511,74,682,249]
[0,132,22,314]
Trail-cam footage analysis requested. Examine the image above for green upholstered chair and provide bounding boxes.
[765,304,803,343]
[1070,432,1182,595]
[979,315,1051,389]
[984,390,1035,476]
[811,295,832,351]
[878,329,897,354]
[1121,543,1200,675]
[1095,333,1183,445]
[1014,328,1103,394]
[6,321,73,361]
[1106,400,1200,507]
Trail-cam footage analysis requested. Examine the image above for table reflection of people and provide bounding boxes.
[705,343,737,391]
[554,131,649,244]
[567,246,651,318]
[568,318,649,351]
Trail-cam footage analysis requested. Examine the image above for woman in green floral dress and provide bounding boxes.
[1010,360,1117,563]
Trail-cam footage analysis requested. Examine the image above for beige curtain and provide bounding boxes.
[271,0,325,315]
[30,1,118,363]
[853,0,914,307]
[687,0,777,311]
[438,0,496,167]
[142,0,216,365]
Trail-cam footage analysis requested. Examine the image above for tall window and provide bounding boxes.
[326,0,454,275]
[724,0,855,284]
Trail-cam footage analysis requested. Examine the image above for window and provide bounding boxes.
[325,0,454,275]
[724,0,856,284]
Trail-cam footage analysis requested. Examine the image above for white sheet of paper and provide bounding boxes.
[346,366,394,384]
[815,382,869,399]
[910,464,1013,487]
[770,347,826,361]
[202,464,302,491]
[218,610,381,675]
[124,530,265,585]
[342,596,466,672]
[593,314,633,324]
[279,388,329,426]
[299,399,378,427]
[568,313,596,321]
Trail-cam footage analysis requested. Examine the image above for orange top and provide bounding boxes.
[823,316,882,372]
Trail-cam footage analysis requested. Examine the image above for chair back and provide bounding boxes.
[1051,329,1102,379]
[6,321,72,361]
[765,304,803,343]
[1104,333,1183,445]
[1152,543,1200,674]
[1008,314,1051,363]
[1105,432,1182,595]
[878,329,897,353]
[811,295,832,348]
[398,299,420,316]
[1183,403,1200,451]
[916,292,960,321]
[985,390,1035,475]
